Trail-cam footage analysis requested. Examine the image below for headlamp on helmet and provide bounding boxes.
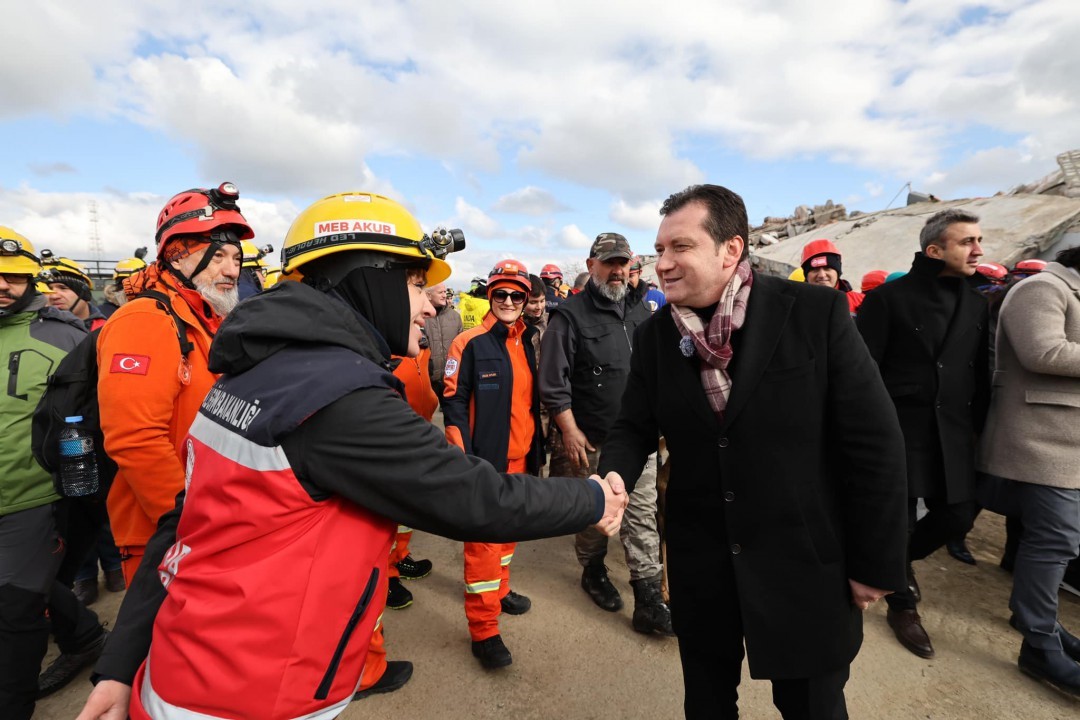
[422,227,466,260]
[0,227,43,277]
[155,182,254,253]
[40,253,95,298]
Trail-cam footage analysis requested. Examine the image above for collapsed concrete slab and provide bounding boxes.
[752,193,1080,282]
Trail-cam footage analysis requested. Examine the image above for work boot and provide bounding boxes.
[500,590,531,615]
[38,628,108,698]
[386,577,413,610]
[630,574,675,636]
[72,578,99,606]
[352,660,413,701]
[396,554,433,580]
[1018,641,1080,697]
[581,561,623,612]
[887,608,934,659]
[907,564,922,604]
[471,634,512,669]
[104,569,126,593]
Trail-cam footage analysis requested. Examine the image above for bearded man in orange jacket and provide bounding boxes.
[98,183,250,584]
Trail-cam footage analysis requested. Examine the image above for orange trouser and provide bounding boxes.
[357,615,387,691]
[387,526,412,580]
[464,457,525,641]
[119,545,146,586]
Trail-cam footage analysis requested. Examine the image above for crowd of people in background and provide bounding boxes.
[0,181,1078,720]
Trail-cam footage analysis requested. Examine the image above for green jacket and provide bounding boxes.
[0,295,87,515]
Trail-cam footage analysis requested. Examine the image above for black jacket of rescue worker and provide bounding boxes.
[442,316,545,475]
[92,279,604,685]
[856,252,990,503]
[539,279,651,445]
[597,274,908,679]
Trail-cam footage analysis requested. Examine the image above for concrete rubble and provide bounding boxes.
[752,149,1080,282]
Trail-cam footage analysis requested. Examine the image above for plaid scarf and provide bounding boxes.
[670,260,754,423]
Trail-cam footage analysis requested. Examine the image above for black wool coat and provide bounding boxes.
[599,273,908,679]
[856,253,990,503]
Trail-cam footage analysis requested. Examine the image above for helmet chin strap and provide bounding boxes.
[163,232,241,289]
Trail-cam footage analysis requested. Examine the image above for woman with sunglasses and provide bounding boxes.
[442,259,545,670]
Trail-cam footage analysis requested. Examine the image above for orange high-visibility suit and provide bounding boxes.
[442,314,539,641]
[98,267,221,584]
[358,347,438,691]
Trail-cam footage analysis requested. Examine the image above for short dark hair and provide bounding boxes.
[660,184,750,260]
[528,273,545,298]
[1056,245,1080,270]
[920,209,979,252]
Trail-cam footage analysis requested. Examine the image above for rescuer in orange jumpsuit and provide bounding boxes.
[442,259,545,669]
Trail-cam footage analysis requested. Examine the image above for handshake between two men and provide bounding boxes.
[591,471,629,537]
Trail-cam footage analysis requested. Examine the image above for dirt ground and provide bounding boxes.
[35,510,1080,719]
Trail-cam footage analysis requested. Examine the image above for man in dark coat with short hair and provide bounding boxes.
[856,207,990,660]
[599,184,907,719]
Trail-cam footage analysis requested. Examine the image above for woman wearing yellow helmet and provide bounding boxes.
[83,192,628,720]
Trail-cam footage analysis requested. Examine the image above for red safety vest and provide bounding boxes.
[130,346,398,719]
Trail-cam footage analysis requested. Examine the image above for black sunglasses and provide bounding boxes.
[491,289,527,304]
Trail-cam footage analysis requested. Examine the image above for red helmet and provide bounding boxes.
[488,259,532,295]
[1012,258,1047,277]
[540,263,563,280]
[155,182,255,255]
[801,239,841,264]
[976,262,1009,283]
[860,269,888,293]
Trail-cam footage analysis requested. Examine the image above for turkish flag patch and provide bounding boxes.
[110,354,151,375]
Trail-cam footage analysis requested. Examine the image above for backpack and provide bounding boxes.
[32,290,194,500]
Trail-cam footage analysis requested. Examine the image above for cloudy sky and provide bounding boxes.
[3,0,1078,286]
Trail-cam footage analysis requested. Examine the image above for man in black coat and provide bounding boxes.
[599,184,908,719]
[856,208,990,660]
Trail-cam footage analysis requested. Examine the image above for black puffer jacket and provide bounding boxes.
[94,280,604,685]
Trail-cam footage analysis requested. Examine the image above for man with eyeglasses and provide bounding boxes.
[97,183,249,585]
[442,259,545,670]
[0,228,109,720]
[539,233,672,636]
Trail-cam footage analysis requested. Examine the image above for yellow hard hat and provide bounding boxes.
[262,266,282,288]
[0,227,42,276]
[113,256,148,280]
[281,192,453,286]
[788,267,805,282]
[41,252,94,291]
[36,281,54,294]
[240,240,270,269]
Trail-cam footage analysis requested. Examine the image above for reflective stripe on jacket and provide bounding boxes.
[130,344,398,719]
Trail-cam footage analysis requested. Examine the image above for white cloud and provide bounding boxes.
[556,224,592,250]
[6,2,1080,212]
[922,146,1050,198]
[492,186,569,216]
[449,197,502,240]
[610,198,662,231]
[864,182,884,198]
[0,185,294,264]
